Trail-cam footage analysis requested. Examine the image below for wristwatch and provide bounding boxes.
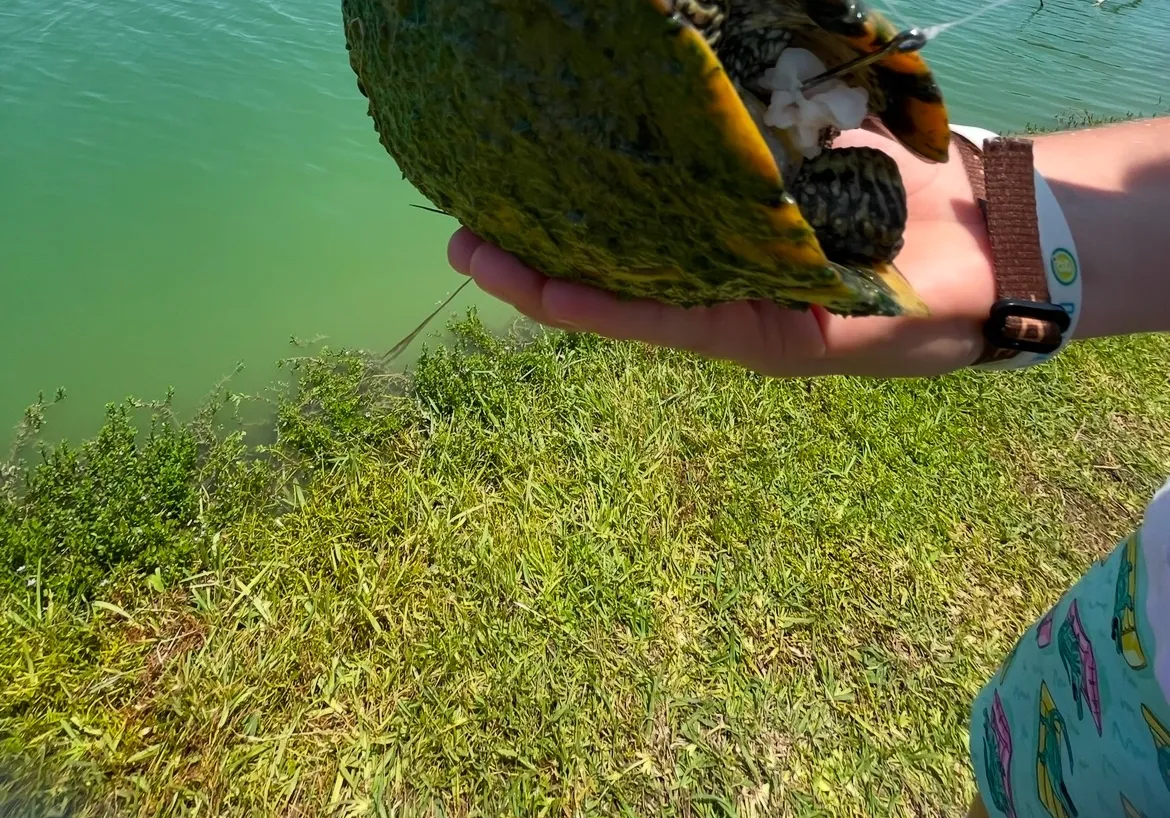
[948,125,1082,370]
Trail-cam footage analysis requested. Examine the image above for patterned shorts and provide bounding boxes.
[970,484,1170,818]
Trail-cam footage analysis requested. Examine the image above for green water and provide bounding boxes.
[2,0,1166,446]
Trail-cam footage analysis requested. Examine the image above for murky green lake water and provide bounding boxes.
[1,0,1166,445]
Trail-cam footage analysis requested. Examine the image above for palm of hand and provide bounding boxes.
[447,128,996,378]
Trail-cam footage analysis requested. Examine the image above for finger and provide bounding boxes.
[447,226,483,275]
[540,277,829,367]
[540,278,671,338]
[466,241,574,328]
[540,278,749,358]
[455,234,832,371]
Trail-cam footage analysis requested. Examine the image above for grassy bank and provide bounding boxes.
[3,311,1170,817]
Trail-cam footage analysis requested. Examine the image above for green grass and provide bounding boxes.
[2,311,1170,817]
[1022,106,1170,135]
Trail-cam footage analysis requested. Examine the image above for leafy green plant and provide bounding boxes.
[0,400,201,600]
[3,309,1167,816]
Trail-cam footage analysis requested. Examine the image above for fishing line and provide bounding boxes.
[382,278,472,364]
[804,0,1021,94]
[378,202,470,365]
[917,0,1022,41]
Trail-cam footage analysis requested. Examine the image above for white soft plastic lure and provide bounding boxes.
[758,48,869,159]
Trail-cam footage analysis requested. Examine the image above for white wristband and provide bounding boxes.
[949,124,1083,371]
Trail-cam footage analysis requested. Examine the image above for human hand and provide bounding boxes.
[447,127,997,378]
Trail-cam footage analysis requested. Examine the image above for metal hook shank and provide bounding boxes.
[799,28,927,93]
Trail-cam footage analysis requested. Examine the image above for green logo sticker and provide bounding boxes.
[1051,248,1078,285]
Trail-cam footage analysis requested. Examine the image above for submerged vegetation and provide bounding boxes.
[2,310,1169,817]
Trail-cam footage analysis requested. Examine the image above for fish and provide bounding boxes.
[1111,533,1148,671]
[1036,681,1078,818]
[983,690,1018,818]
[1141,704,1170,793]
[1058,600,1102,735]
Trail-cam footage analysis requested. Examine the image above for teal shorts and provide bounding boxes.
[970,521,1170,818]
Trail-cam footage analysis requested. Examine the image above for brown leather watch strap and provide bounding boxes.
[953,134,1069,365]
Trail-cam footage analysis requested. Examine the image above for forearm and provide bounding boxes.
[1030,116,1170,340]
